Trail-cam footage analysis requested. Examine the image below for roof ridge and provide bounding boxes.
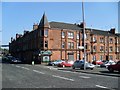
[50,21,76,25]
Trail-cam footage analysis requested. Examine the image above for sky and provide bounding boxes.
[1,2,119,45]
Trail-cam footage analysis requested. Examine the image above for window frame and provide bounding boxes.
[62,31,65,38]
[68,32,74,39]
[44,29,48,37]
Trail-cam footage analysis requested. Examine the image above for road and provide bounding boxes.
[2,63,119,89]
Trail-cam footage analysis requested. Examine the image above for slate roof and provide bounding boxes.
[49,21,117,36]
[49,21,82,31]
[115,33,120,37]
[86,28,116,36]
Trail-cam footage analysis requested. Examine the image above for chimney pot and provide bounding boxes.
[33,23,38,30]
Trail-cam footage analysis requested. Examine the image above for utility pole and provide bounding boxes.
[82,0,86,70]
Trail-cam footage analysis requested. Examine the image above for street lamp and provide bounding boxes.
[82,0,86,70]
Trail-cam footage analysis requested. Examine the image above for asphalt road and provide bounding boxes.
[2,63,119,89]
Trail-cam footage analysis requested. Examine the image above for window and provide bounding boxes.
[100,37,104,43]
[44,30,48,37]
[109,38,113,44]
[45,41,48,48]
[62,32,65,38]
[109,46,113,52]
[40,41,43,47]
[93,46,96,52]
[100,55,103,60]
[40,30,44,36]
[77,33,79,39]
[93,37,96,42]
[77,43,79,49]
[93,55,96,61]
[116,54,119,59]
[116,47,119,52]
[71,42,74,49]
[62,42,65,49]
[85,43,88,49]
[100,46,104,52]
[117,38,119,43]
[77,54,80,60]
[106,47,108,52]
[68,32,74,39]
[68,42,74,49]
[109,55,113,60]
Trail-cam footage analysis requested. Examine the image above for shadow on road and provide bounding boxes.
[58,68,120,77]
[99,71,120,74]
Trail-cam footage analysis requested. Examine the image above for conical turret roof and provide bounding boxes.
[39,12,50,28]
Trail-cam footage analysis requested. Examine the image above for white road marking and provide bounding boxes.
[52,75,74,81]
[33,70,45,74]
[21,67,30,70]
[79,76,91,79]
[96,85,108,88]
[15,65,20,68]
[58,69,78,74]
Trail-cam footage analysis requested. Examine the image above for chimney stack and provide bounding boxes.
[11,37,13,42]
[16,34,19,39]
[33,23,38,30]
[110,28,115,34]
[24,30,29,35]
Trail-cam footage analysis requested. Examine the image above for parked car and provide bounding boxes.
[96,60,103,65]
[57,60,74,67]
[100,60,116,68]
[50,60,65,66]
[107,61,120,72]
[72,60,95,70]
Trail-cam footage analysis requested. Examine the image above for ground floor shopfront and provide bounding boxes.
[12,49,117,64]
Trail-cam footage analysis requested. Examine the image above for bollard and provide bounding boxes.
[32,61,34,65]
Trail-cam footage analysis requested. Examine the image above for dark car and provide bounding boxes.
[10,58,22,64]
[107,61,120,72]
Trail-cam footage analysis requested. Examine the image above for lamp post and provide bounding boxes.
[82,0,86,70]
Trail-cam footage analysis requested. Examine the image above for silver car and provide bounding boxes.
[72,60,95,70]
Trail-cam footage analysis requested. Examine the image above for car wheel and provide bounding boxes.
[72,66,75,69]
[109,68,114,72]
[52,63,55,66]
[91,68,93,70]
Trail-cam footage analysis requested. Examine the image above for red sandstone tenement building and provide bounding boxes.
[9,13,120,63]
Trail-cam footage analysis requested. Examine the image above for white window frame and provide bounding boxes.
[62,42,65,49]
[68,32,74,39]
[44,30,48,37]
[77,33,79,39]
[68,42,74,49]
[62,32,65,38]
[109,46,113,52]
[93,55,96,61]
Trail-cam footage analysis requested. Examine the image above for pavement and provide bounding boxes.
[40,63,120,77]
